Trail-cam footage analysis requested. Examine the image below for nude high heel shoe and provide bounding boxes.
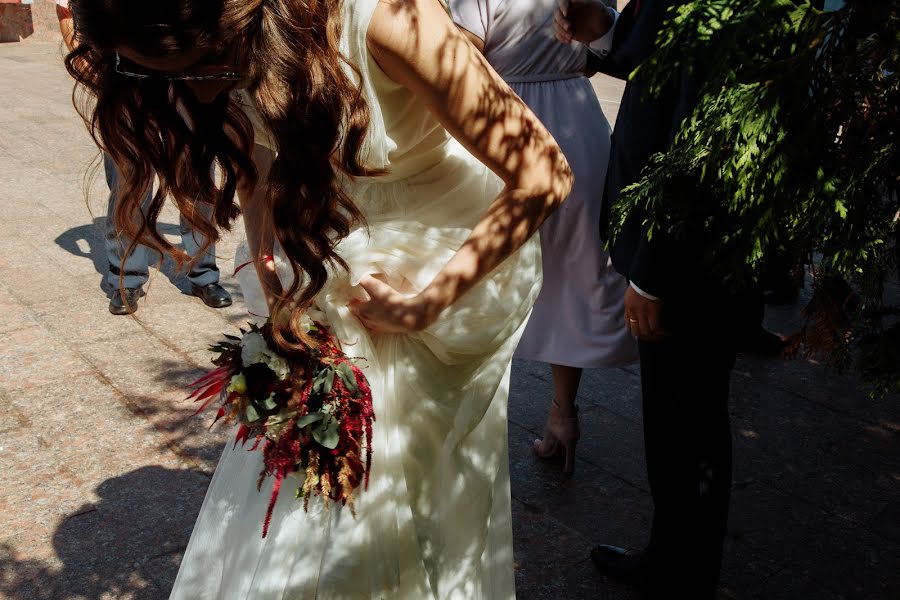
[533,401,580,476]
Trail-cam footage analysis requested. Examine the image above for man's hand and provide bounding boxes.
[624,285,667,341]
[554,0,615,45]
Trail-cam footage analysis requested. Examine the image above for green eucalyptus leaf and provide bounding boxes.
[245,403,260,422]
[324,368,335,394]
[312,416,340,449]
[296,412,325,428]
[335,362,358,393]
[312,370,327,394]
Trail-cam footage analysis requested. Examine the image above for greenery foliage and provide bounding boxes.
[614,0,899,394]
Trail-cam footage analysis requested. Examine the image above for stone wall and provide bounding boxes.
[0,0,62,44]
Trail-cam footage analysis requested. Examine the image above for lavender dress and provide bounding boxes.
[451,0,637,369]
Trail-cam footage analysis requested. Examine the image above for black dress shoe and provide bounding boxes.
[590,544,648,585]
[191,282,232,308]
[593,544,720,599]
[109,287,144,315]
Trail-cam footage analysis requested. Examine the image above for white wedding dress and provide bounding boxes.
[169,1,541,598]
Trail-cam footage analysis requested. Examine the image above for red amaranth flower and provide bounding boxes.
[261,422,301,538]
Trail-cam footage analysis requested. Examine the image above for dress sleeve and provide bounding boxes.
[449,0,489,43]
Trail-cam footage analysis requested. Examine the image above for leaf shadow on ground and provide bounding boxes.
[0,466,210,600]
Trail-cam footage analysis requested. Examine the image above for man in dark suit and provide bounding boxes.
[556,1,736,597]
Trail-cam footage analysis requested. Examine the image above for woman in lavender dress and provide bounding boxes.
[451,0,637,475]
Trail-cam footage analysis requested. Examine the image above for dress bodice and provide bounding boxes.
[364,52,453,182]
[232,0,454,184]
[450,0,589,80]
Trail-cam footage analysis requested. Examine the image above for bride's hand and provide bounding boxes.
[349,275,440,334]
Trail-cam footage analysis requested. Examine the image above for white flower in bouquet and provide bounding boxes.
[299,313,316,333]
[241,330,291,379]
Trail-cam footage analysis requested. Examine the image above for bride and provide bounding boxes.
[65,0,572,597]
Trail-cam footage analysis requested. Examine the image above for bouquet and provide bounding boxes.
[188,316,374,537]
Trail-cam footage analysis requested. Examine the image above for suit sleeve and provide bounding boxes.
[628,67,705,299]
[585,0,638,80]
[628,232,681,299]
[587,8,619,59]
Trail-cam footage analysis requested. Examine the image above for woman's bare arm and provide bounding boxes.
[352,0,573,332]
[237,143,283,312]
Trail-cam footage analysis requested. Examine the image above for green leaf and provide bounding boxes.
[296,412,325,428]
[323,368,335,395]
[245,403,260,422]
[335,362,358,394]
[834,199,848,219]
[312,369,328,394]
[312,416,340,449]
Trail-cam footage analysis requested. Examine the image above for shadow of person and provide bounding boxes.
[0,466,211,600]
[52,217,109,280]
[54,218,198,296]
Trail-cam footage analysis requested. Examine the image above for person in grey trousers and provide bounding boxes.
[57,2,231,315]
[103,154,232,315]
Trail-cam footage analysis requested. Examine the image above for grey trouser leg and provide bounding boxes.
[104,153,152,290]
[179,201,219,288]
[103,154,220,290]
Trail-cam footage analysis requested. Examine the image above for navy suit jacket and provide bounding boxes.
[589,0,703,299]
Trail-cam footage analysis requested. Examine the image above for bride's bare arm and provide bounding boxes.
[353,0,573,332]
[237,143,283,311]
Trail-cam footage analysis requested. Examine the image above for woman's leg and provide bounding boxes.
[550,364,582,416]
[534,364,582,475]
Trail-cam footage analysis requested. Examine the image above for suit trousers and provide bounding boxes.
[638,287,736,596]
[103,153,219,291]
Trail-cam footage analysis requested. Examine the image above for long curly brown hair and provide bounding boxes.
[66,0,381,347]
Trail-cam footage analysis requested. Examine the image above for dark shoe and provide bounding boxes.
[736,326,787,356]
[191,282,232,308]
[109,287,144,315]
[590,545,648,585]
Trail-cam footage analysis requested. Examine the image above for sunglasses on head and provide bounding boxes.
[114,51,245,82]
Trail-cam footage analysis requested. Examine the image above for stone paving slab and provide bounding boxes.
[1,41,899,600]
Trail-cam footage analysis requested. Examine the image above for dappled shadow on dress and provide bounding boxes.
[29,1,570,597]
[0,466,210,600]
[159,3,565,595]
